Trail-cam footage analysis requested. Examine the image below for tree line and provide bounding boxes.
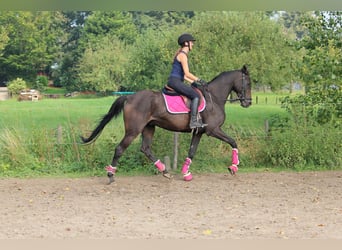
[0,11,341,93]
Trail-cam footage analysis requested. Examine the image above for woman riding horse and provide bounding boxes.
[81,40,252,184]
[167,33,207,129]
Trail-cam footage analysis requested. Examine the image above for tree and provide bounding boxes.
[123,12,195,91]
[77,35,128,92]
[125,27,181,91]
[279,11,309,39]
[83,11,138,45]
[0,25,9,55]
[55,11,138,91]
[130,11,194,33]
[122,11,302,92]
[51,11,91,89]
[76,11,191,91]
[0,11,65,83]
[280,11,341,133]
[298,11,341,90]
[189,11,301,91]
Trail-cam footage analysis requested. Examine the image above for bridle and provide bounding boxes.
[228,71,252,103]
[199,70,251,109]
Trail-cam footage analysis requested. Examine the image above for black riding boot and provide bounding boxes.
[189,97,207,129]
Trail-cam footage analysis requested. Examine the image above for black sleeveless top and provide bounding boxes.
[169,51,187,81]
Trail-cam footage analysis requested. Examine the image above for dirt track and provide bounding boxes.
[1,171,342,239]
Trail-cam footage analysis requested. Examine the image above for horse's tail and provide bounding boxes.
[81,95,127,144]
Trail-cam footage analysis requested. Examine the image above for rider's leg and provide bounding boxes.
[189,97,207,129]
[168,77,207,129]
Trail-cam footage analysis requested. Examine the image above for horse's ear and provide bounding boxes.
[241,65,249,75]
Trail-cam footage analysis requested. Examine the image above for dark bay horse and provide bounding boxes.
[81,65,252,184]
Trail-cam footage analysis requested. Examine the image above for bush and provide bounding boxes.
[7,78,27,96]
[281,86,342,127]
[259,123,341,169]
[254,86,341,169]
[34,75,49,92]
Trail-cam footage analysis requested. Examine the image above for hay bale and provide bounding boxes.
[18,90,42,101]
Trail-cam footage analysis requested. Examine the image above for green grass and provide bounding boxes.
[0,97,115,130]
[43,86,68,95]
[226,104,285,127]
[0,93,288,132]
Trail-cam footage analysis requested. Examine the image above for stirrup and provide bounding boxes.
[197,117,207,128]
[189,121,207,129]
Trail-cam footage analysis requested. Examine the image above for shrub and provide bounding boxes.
[34,75,49,92]
[281,86,342,127]
[259,123,341,169]
[7,78,27,96]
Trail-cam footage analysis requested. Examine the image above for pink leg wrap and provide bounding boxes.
[154,159,165,172]
[232,148,239,165]
[105,165,117,175]
[181,157,193,181]
[228,149,239,175]
[183,172,193,181]
[181,157,192,174]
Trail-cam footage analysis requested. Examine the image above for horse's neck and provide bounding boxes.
[208,72,235,105]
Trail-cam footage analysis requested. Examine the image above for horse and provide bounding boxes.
[81,65,252,184]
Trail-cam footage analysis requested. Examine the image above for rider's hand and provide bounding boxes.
[198,79,207,86]
[191,82,200,88]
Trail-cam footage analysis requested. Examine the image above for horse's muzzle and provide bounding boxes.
[241,98,252,108]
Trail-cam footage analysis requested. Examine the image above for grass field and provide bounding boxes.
[0,92,288,131]
[5,90,338,178]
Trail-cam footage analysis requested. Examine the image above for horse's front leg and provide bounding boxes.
[208,127,239,175]
[141,125,171,179]
[181,131,203,181]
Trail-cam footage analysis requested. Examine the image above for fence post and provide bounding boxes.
[173,132,179,170]
[164,156,171,171]
[264,120,269,135]
[57,125,63,144]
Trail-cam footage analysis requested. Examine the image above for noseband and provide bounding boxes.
[228,72,252,103]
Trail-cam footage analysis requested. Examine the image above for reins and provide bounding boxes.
[198,70,251,109]
[195,82,214,111]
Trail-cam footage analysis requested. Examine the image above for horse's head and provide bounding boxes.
[233,65,252,108]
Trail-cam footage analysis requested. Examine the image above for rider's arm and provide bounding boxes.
[178,53,200,83]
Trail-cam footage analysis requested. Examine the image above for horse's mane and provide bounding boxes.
[209,70,239,84]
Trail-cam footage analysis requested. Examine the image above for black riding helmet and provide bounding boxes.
[178,33,196,46]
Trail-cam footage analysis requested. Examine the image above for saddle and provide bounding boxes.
[162,85,206,114]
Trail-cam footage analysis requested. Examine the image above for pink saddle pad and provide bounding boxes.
[162,94,206,114]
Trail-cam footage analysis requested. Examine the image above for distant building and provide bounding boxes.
[0,87,9,101]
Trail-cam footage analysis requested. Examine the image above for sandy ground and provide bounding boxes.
[0,171,342,239]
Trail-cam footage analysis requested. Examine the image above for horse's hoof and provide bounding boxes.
[107,173,115,185]
[107,178,114,185]
[162,171,172,179]
[183,172,193,181]
[228,165,238,175]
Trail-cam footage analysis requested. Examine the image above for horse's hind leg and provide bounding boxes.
[107,133,139,184]
[141,125,171,179]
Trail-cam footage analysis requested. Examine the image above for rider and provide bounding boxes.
[167,33,207,129]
